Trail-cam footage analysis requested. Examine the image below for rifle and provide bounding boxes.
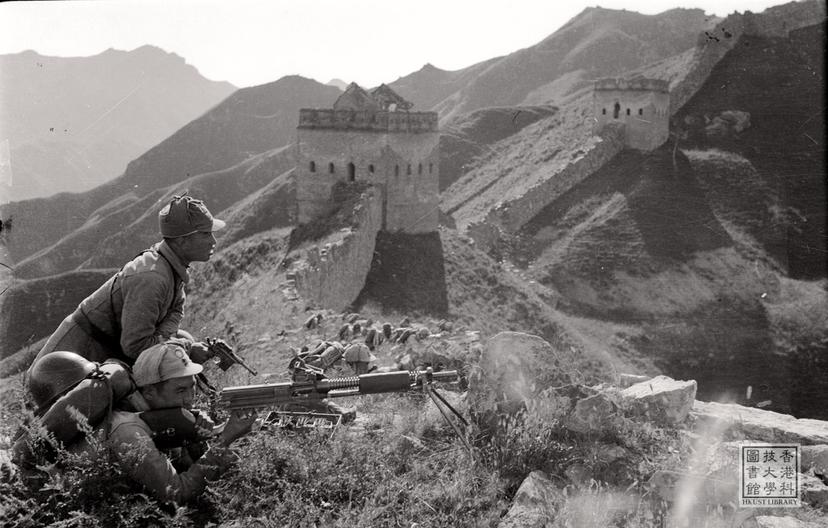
[219,366,471,451]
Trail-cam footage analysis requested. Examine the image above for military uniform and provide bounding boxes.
[32,240,189,369]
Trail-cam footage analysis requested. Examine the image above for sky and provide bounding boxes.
[0,0,789,89]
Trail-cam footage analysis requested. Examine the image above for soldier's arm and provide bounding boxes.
[109,417,235,504]
[119,271,173,359]
[156,283,185,339]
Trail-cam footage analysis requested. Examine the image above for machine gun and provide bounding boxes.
[219,366,470,450]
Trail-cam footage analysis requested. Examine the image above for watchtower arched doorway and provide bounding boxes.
[347,162,356,182]
[613,102,621,119]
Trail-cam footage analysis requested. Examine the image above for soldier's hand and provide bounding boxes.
[188,341,213,364]
[218,410,257,447]
[192,410,217,439]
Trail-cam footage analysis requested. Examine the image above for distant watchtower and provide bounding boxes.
[593,76,670,151]
[296,83,439,233]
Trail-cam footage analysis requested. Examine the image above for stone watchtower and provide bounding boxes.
[593,76,670,151]
[296,83,439,233]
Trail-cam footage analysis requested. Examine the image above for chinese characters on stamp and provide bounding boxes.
[740,444,800,507]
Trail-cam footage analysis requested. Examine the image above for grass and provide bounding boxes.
[0,354,701,528]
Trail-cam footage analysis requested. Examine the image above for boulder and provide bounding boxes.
[618,373,651,388]
[691,402,828,445]
[498,470,562,528]
[564,392,620,435]
[800,473,828,509]
[468,332,570,422]
[620,376,697,425]
[802,445,828,476]
[647,441,740,506]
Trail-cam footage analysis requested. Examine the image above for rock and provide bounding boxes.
[347,313,360,324]
[416,327,430,340]
[618,373,651,388]
[691,402,828,445]
[564,463,593,487]
[337,324,351,341]
[620,375,696,426]
[802,445,828,475]
[498,470,562,528]
[304,314,319,329]
[399,317,410,328]
[382,323,393,339]
[468,332,570,420]
[801,474,828,509]
[647,468,738,506]
[565,392,619,435]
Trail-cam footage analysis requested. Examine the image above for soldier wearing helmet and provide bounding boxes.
[29,194,224,375]
[30,343,257,504]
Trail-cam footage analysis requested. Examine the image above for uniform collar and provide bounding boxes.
[156,240,190,284]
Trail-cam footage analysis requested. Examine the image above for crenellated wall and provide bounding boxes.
[286,187,384,311]
[669,0,826,114]
[296,122,439,233]
[466,123,626,246]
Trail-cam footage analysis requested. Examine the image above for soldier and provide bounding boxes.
[29,195,224,374]
[73,342,254,503]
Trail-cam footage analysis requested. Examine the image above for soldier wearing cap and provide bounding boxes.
[71,342,257,503]
[30,195,224,374]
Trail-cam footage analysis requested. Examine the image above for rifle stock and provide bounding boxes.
[219,369,458,410]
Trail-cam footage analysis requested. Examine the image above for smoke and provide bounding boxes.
[667,391,735,528]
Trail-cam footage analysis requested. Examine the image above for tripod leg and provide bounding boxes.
[426,387,472,454]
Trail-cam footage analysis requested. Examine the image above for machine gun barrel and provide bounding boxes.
[219,369,458,411]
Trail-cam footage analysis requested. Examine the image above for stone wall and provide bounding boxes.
[466,123,625,244]
[298,109,438,133]
[296,126,439,233]
[286,187,383,312]
[669,0,826,114]
[594,88,670,151]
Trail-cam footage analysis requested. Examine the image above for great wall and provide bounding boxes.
[277,0,825,314]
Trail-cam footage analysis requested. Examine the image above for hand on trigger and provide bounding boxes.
[188,341,213,364]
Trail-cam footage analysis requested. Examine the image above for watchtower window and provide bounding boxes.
[329,162,335,174]
[626,108,630,116]
[429,163,433,174]
[395,165,399,177]
[309,161,316,173]
[369,164,375,174]
[418,163,423,175]
[407,164,412,175]
[347,162,355,182]
[638,108,643,116]
[613,102,620,119]
[602,108,607,115]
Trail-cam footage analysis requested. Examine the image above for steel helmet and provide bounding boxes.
[27,351,96,414]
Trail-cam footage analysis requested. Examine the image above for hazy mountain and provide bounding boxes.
[387,59,500,113]
[431,7,717,122]
[326,78,348,91]
[2,75,341,271]
[0,45,236,202]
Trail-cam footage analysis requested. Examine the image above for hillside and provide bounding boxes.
[673,22,826,279]
[433,7,715,122]
[387,59,500,112]
[0,269,115,360]
[1,76,340,270]
[0,46,235,202]
[508,21,828,418]
[438,105,557,191]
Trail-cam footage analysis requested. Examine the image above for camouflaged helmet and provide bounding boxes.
[27,351,96,414]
